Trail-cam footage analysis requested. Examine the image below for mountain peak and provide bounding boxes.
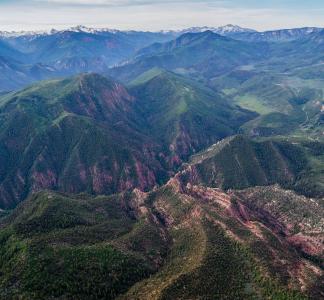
[176,30,226,44]
[217,24,257,34]
[0,29,56,38]
[129,67,170,86]
[177,24,256,35]
[65,25,120,34]
[75,72,114,85]
[0,26,120,38]
[0,24,248,39]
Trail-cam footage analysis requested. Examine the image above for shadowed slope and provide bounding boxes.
[0,74,167,209]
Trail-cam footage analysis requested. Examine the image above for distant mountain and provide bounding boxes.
[263,29,324,72]
[1,25,323,93]
[1,25,321,42]
[0,40,23,60]
[231,27,323,42]
[294,29,324,51]
[110,30,269,82]
[1,27,176,58]
[0,27,177,91]
[0,28,59,38]
[0,56,56,92]
[0,25,173,38]
[216,24,257,34]
[5,30,143,66]
[176,24,256,35]
[0,24,254,39]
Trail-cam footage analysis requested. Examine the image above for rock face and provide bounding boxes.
[0,74,165,208]
[0,73,254,209]
[0,173,322,299]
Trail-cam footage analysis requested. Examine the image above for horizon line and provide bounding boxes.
[0,24,323,34]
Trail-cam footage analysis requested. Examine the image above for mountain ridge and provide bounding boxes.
[0,24,256,38]
[0,72,254,209]
[0,166,322,299]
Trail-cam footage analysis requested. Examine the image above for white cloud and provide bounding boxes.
[32,0,201,6]
[0,1,323,31]
[34,0,138,4]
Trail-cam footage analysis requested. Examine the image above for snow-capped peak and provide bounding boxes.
[174,25,257,35]
[66,25,120,34]
[216,24,257,34]
[0,24,256,38]
[0,29,58,38]
[0,25,120,38]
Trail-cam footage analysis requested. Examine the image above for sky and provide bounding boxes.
[0,0,324,32]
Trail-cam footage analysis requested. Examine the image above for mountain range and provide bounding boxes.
[0,25,323,92]
[0,24,255,38]
[0,24,323,299]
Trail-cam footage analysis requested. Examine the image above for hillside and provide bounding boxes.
[0,190,165,299]
[129,69,255,159]
[181,135,324,198]
[210,68,324,141]
[0,174,322,299]
[0,73,168,209]
[0,72,254,209]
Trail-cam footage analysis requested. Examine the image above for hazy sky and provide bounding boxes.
[0,0,324,32]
